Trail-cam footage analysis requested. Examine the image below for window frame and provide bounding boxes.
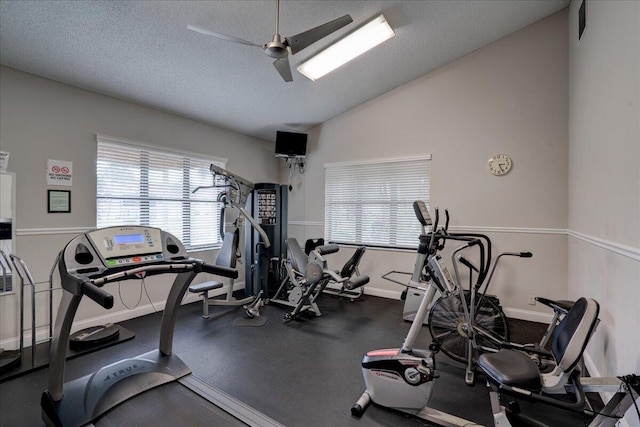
[96,135,227,252]
[324,155,431,250]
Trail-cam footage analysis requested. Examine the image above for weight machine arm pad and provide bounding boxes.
[315,244,339,255]
[345,275,369,290]
[201,263,239,279]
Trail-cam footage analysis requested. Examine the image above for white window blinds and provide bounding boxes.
[324,156,430,249]
[96,137,226,251]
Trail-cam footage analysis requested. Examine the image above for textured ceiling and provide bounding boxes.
[0,0,570,142]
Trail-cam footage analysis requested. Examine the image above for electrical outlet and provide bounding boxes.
[528,295,536,306]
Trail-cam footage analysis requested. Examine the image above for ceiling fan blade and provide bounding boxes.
[273,57,293,82]
[285,15,353,55]
[187,25,263,48]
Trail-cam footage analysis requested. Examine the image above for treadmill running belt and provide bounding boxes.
[94,382,246,426]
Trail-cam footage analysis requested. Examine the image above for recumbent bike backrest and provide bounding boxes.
[552,297,599,373]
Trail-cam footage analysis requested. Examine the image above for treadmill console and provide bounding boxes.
[86,226,164,266]
[60,226,188,288]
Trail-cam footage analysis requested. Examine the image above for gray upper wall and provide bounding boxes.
[567,0,639,385]
[0,65,280,233]
[0,66,281,334]
[286,10,569,315]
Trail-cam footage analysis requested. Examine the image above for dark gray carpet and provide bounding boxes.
[0,294,592,427]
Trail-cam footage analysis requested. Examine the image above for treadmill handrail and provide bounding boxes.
[90,263,194,286]
[87,262,238,287]
[83,262,238,308]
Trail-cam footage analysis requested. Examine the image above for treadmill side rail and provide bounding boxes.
[180,375,285,427]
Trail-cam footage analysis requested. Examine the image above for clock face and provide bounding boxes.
[488,154,512,176]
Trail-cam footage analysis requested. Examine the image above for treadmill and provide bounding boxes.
[41,225,284,427]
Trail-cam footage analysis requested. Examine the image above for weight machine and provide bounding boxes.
[271,239,369,322]
[244,183,288,301]
[191,165,272,313]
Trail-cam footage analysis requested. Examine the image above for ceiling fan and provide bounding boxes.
[188,0,352,82]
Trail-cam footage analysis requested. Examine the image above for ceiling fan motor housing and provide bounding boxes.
[265,34,289,59]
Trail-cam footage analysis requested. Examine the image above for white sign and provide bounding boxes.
[47,159,73,186]
[0,151,9,172]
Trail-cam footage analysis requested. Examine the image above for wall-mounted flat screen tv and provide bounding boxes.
[275,131,307,158]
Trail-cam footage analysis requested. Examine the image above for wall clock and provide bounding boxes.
[487,154,512,176]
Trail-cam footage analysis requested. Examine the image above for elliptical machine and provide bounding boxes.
[351,201,481,425]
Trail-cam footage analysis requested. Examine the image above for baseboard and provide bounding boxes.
[0,281,246,349]
[363,287,403,300]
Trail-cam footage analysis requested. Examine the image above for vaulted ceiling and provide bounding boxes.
[0,1,570,142]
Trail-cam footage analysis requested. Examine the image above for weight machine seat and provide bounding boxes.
[188,230,238,293]
[478,297,599,392]
[286,238,309,273]
[188,230,239,313]
[188,281,224,293]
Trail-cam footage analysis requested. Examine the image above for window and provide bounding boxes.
[96,136,226,251]
[324,156,430,249]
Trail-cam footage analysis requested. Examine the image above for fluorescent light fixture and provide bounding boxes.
[297,14,395,81]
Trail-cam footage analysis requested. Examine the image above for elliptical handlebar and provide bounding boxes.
[457,255,479,273]
[444,232,492,283]
[448,237,486,290]
[427,207,440,255]
[412,202,531,289]
[480,251,533,295]
[444,209,450,234]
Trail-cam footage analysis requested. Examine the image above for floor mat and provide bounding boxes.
[233,316,268,327]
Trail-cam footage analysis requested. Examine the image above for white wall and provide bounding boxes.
[2,3,637,409]
[0,66,280,346]
[288,10,570,322]
[567,0,639,383]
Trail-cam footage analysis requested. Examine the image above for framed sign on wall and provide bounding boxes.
[48,190,71,213]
